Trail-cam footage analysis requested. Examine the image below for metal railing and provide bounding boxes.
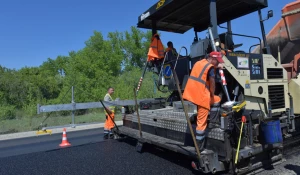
[37,86,160,129]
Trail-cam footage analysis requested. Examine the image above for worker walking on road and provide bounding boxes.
[183,51,223,152]
[103,87,116,139]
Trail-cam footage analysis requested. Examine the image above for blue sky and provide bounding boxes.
[0,0,295,69]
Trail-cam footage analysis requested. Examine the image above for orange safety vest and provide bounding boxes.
[183,59,214,109]
[165,47,178,57]
[147,34,165,62]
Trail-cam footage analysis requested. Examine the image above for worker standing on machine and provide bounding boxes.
[183,51,224,152]
[165,41,180,68]
[103,87,116,139]
[165,41,178,57]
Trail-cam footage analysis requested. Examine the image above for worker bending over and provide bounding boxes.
[183,51,224,152]
[103,87,116,139]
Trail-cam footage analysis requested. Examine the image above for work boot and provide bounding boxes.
[103,129,110,140]
[191,160,201,171]
[103,133,109,140]
[109,133,114,139]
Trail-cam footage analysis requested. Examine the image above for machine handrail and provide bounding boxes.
[225,32,262,54]
[249,44,261,53]
[173,46,188,70]
[169,46,188,80]
[157,52,169,82]
[164,55,190,64]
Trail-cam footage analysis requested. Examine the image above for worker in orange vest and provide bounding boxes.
[164,41,179,65]
[147,34,165,62]
[103,87,116,139]
[183,51,224,152]
[165,41,178,57]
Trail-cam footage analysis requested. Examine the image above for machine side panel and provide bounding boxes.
[261,54,290,112]
[289,78,300,115]
[223,53,290,115]
[222,54,251,96]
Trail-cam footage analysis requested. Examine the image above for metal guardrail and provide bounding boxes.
[36,85,165,129]
[37,98,158,114]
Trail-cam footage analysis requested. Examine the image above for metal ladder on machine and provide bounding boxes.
[156,46,188,92]
[158,47,188,78]
[169,46,188,80]
[158,46,188,91]
[136,47,189,94]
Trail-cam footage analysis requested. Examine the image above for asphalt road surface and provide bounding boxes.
[0,128,196,175]
[256,145,300,175]
[0,128,105,158]
[0,128,300,175]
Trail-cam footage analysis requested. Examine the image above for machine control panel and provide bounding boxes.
[226,52,264,80]
[190,38,210,58]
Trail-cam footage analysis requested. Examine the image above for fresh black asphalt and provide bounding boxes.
[0,128,105,158]
[1,127,300,175]
[0,128,196,175]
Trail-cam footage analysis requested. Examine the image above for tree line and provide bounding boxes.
[0,27,168,121]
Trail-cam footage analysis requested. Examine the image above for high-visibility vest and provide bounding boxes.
[165,47,178,57]
[104,93,115,114]
[147,34,165,62]
[183,59,214,110]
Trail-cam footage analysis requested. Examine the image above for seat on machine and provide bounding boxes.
[219,33,244,52]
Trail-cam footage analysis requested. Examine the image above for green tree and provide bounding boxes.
[0,26,167,121]
[121,26,152,71]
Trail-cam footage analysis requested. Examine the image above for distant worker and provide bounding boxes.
[182,51,223,152]
[103,87,116,139]
[165,41,179,67]
[165,41,178,58]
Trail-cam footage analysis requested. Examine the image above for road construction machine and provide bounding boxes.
[117,0,300,174]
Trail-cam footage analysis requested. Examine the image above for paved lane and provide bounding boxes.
[1,128,300,175]
[0,138,196,175]
[0,128,104,158]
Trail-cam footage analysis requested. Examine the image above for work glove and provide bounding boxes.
[217,63,225,69]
